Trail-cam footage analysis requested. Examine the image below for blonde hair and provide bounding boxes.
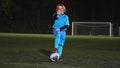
[56,3,67,13]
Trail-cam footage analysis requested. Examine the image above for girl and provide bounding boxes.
[52,3,69,61]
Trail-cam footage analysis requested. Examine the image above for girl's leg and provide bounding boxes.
[53,30,60,52]
[58,44,63,56]
[58,31,66,56]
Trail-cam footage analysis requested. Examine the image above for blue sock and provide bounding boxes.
[58,44,63,56]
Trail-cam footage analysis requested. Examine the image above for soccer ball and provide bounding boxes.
[50,53,59,62]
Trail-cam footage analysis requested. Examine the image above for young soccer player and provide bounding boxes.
[52,3,69,61]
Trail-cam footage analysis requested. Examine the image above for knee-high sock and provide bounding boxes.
[58,44,63,56]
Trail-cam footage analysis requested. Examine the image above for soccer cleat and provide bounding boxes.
[59,56,63,61]
[52,48,58,53]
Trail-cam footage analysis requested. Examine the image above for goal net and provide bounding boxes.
[72,22,113,36]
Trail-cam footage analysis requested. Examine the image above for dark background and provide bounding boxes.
[0,0,120,35]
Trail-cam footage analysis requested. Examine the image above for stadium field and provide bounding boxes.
[0,33,120,68]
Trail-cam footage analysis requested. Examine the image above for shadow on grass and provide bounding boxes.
[40,49,52,57]
[39,49,53,62]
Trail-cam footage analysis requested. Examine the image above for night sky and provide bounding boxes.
[0,0,120,35]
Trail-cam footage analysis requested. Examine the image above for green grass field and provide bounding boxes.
[0,33,120,68]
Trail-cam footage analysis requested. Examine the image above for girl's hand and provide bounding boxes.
[56,28,60,31]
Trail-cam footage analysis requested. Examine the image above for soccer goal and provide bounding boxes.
[72,22,113,36]
[118,26,120,36]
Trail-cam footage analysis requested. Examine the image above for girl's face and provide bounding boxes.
[57,6,64,14]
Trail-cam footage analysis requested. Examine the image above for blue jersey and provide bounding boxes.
[52,14,69,29]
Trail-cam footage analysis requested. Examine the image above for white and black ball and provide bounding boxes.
[50,53,59,62]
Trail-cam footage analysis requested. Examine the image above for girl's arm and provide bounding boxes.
[60,15,69,31]
[60,25,69,31]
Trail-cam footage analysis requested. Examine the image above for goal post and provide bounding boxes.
[72,22,113,36]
